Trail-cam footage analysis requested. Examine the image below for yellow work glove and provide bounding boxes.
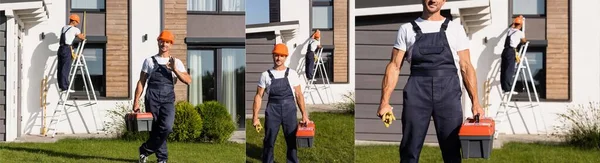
[382,108,396,128]
[71,47,77,60]
[515,54,520,63]
[255,123,263,133]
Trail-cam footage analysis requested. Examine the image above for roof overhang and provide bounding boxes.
[355,0,492,35]
[246,21,300,44]
[0,0,50,27]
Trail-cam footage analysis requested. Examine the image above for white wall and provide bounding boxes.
[464,0,600,135]
[279,0,355,105]
[12,0,161,140]
[5,11,19,141]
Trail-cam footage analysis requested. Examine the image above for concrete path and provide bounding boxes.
[355,134,562,149]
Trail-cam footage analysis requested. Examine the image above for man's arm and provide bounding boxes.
[134,71,148,107]
[380,48,405,106]
[172,59,191,85]
[457,49,481,108]
[253,86,266,120]
[294,85,307,119]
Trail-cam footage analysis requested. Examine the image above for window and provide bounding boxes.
[512,47,546,100]
[313,49,334,83]
[188,47,245,128]
[188,0,245,13]
[71,0,105,10]
[312,0,333,29]
[71,44,106,98]
[512,0,545,16]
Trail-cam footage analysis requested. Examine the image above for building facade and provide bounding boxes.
[353,0,599,142]
[0,0,245,142]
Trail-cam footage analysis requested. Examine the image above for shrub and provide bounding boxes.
[335,91,355,114]
[168,101,203,142]
[104,100,150,140]
[197,101,236,143]
[554,102,600,150]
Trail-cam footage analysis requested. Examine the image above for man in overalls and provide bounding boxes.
[57,14,85,93]
[133,30,192,163]
[376,0,483,162]
[501,16,527,95]
[252,43,311,163]
[305,30,322,81]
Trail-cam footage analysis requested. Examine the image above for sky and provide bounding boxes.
[245,0,270,25]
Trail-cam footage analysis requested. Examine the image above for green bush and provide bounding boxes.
[554,102,600,150]
[335,91,355,114]
[104,101,150,141]
[168,101,203,142]
[197,101,236,143]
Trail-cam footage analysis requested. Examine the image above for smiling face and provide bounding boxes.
[422,0,445,14]
[158,40,172,52]
[272,54,287,67]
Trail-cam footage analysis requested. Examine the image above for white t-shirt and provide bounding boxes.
[142,54,187,83]
[507,28,524,48]
[257,68,301,95]
[393,17,470,70]
[61,25,81,45]
[308,39,320,52]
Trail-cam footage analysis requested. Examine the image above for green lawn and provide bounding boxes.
[356,142,600,163]
[246,112,354,163]
[0,138,245,163]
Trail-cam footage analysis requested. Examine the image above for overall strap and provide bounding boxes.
[147,56,161,80]
[266,69,275,80]
[410,21,422,35]
[63,26,72,34]
[440,18,450,32]
[284,68,290,78]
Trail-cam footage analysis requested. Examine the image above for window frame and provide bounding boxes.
[187,0,245,15]
[310,0,334,30]
[69,0,106,12]
[68,43,107,100]
[510,0,546,18]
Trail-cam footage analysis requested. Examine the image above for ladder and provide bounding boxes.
[303,48,334,104]
[493,40,548,139]
[45,39,101,137]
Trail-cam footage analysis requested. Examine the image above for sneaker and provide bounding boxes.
[138,154,148,163]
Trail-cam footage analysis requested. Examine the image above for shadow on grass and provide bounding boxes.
[246,142,263,163]
[0,146,137,162]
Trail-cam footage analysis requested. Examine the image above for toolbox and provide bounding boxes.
[125,112,154,132]
[458,114,495,159]
[296,122,315,148]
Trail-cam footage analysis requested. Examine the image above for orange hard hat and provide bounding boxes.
[157,30,175,44]
[69,14,80,23]
[313,30,320,39]
[513,15,523,24]
[272,43,288,56]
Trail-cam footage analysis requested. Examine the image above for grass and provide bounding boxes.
[0,138,245,163]
[355,142,600,163]
[246,112,354,163]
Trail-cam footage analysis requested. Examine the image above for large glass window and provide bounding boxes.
[188,50,216,105]
[313,50,334,83]
[188,0,245,12]
[220,48,245,128]
[188,47,245,128]
[512,0,545,15]
[513,48,546,100]
[71,0,105,10]
[72,44,105,97]
[312,6,333,29]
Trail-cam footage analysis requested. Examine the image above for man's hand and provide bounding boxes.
[78,33,86,40]
[167,57,176,71]
[253,118,262,132]
[472,103,485,118]
[300,115,311,125]
[377,103,393,118]
[133,101,140,113]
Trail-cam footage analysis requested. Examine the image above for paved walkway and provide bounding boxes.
[355,134,562,149]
